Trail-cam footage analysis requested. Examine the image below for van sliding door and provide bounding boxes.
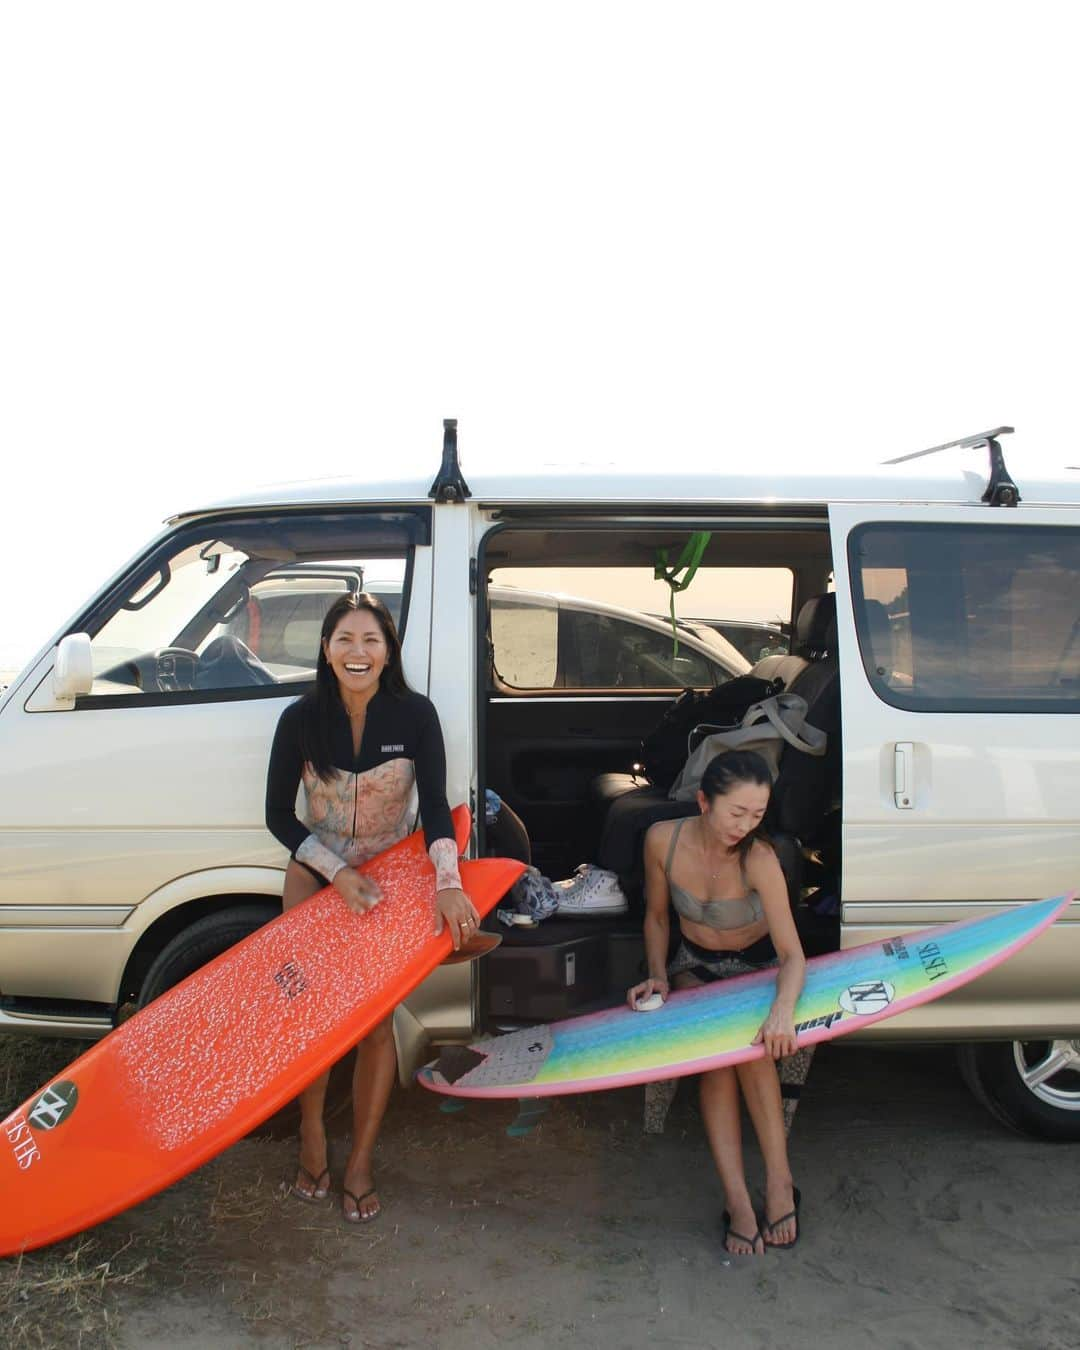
[829,503,1080,1037]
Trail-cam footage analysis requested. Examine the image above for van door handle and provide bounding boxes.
[893,742,914,809]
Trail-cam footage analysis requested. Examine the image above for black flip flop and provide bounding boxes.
[343,1186,381,1225]
[763,1186,801,1249]
[291,1164,330,1204]
[721,1209,764,1256]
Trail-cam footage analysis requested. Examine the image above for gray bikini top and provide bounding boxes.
[664,818,765,929]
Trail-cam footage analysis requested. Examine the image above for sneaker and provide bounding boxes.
[554,864,628,917]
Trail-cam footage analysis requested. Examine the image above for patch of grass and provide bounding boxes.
[0,1237,150,1350]
[0,1158,293,1348]
[0,1034,86,1118]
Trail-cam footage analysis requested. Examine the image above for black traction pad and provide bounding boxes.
[437,1045,489,1085]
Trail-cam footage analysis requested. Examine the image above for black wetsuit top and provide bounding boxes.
[265,688,456,883]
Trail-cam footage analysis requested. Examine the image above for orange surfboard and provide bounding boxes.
[0,805,524,1256]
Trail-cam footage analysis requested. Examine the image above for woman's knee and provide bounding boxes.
[736,1056,780,1092]
[282,859,323,910]
[700,1064,736,1092]
[365,1016,394,1047]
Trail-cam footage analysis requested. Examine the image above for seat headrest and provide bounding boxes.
[794,593,837,657]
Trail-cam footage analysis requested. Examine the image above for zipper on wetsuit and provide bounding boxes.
[352,750,360,843]
[351,715,364,843]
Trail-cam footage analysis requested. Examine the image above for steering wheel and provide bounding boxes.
[139,647,200,692]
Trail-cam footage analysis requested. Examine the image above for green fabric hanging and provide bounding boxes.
[654,532,711,655]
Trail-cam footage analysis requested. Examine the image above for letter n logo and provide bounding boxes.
[28,1080,79,1131]
[838,981,896,1016]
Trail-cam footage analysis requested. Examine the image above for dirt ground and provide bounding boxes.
[3,1038,1079,1350]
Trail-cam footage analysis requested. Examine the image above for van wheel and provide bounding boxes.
[136,905,353,1139]
[957,1041,1080,1141]
[137,905,280,1006]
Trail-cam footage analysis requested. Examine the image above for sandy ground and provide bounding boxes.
[6,1041,1079,1350]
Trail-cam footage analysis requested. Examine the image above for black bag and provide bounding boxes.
[640,675,782,790]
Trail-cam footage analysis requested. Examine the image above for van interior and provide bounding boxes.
[476,520,843,1030]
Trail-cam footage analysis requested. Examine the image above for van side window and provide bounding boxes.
[567,610,716,688]
[850,523,1080,711]
[488,565,791,692]
[74,513,417,705]
[489,595,560,688]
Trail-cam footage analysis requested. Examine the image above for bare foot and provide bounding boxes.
[722,1199,764,1256]
[763,1179,799,1248]
[343,1151,380,1223]
[294,1121,329,1200]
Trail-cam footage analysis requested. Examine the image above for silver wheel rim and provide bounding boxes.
[1013,1039,1080,1111]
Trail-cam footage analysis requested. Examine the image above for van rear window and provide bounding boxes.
[850,523,1080,712]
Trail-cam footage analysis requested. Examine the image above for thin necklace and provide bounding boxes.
[698,819,733,878]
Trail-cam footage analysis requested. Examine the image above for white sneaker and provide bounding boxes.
[554,864,628,917]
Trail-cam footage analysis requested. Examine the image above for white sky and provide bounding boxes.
[2,2,1078,673]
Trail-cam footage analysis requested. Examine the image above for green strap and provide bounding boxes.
[654,532,711,655]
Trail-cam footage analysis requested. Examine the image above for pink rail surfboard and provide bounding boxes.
[419,893,1073,1099]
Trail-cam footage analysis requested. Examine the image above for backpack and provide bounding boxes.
[640,675,783,790]
[668,691,828,800]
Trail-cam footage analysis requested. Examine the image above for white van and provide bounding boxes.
[1,424,1077,1138]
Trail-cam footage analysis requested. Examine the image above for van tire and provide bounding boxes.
[957,1042,1080,1142]
[136,904,353,1138]
[136,904,280,1006]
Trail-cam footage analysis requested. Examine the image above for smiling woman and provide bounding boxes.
[263,591,475,1224]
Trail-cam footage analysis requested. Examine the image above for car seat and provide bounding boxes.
[593,593,840,908]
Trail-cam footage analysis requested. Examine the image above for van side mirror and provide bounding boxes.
[53,633,94,702]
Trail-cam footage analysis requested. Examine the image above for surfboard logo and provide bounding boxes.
[5,1114,41,1170]
[273,961,308,1000]
[838,981,895,1015]
[28,1081,79,1132]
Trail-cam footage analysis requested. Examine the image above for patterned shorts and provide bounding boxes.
[666,938,777,984]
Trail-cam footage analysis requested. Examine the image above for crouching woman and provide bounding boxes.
[627,750,806,1255]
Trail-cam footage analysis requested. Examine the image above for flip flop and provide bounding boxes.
[763,1186,801,1249]
[343,1186,381,1225]
[721,1209,764,1256]
[291,1164,330,1203]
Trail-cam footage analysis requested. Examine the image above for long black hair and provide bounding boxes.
[699,749,773,865]
[299,592,411,780]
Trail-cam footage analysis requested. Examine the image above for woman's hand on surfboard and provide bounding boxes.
[335,869,384,914]
[627,976,669,1010]
[753,1004,798,1059]
[434,887,480,950]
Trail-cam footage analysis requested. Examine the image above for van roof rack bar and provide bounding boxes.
[883,426,1020,507]
[428,418,472,503]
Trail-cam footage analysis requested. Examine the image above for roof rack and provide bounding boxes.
[883,426,1020,507]
[428,419,472,503]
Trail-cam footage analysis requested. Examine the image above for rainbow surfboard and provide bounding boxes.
[0,806,525,1256]
[418,893,1073,1099]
